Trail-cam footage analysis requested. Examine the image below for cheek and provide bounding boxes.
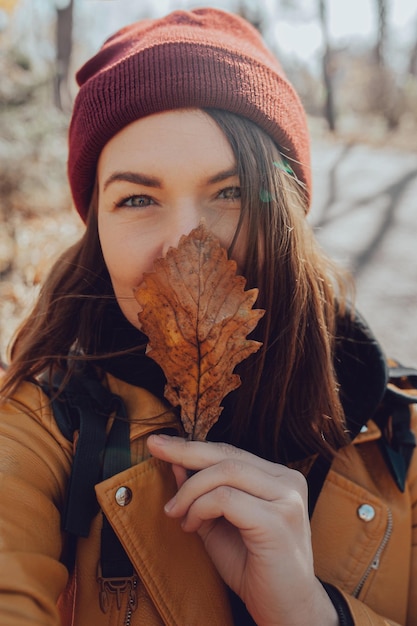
[227,220,249,273]
[99,225,132,287]
[98,218,150,328]
[98,216,168,328]
[99,216,150,286]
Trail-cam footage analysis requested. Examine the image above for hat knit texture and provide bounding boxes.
[68,7,311,220]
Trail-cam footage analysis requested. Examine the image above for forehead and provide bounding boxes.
[97,108,236,180]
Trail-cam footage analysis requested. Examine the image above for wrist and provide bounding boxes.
[251,578,340,626]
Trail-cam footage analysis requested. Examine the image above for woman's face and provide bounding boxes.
[97,108,244,330]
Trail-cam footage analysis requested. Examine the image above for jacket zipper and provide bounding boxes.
[124,576,138,626]
[352,508,393,598]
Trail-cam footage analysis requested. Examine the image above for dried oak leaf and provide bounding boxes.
[134,223,265,441]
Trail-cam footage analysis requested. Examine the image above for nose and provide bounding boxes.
[161,202,202,256]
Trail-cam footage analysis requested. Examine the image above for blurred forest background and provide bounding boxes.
[1,0,417,365]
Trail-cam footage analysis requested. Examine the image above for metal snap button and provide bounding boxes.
[357,503,375,522]
[115,486,132,507]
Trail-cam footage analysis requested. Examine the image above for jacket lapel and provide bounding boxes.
[96,457,233,626]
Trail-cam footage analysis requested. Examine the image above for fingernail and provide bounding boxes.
[164,495,177,513]
[150,434,172,445]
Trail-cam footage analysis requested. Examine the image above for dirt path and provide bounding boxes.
[309,140,417,365]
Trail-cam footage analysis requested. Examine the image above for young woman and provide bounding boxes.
[0,8,416,626]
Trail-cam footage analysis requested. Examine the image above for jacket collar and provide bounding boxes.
[93,299,166,398]
[334,309,388,440]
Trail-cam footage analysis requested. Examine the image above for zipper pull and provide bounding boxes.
[371,556,380,570]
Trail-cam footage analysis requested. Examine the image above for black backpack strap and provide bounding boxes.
[42,365,117,537]
[42,364,138,614]
[374,363,417,492]
[101,397,132,578]
[307,454,333,518]
[98,396,138,613]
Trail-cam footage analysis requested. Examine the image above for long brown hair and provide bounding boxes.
[207,109,351,460]
[1,109,351,461]
[1,201,117,390]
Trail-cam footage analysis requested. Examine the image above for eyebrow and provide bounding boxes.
[206,167,239,185]
[102,167,239,192]
[103,171,163,191]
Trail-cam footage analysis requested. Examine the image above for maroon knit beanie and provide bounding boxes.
[68,7,311,221]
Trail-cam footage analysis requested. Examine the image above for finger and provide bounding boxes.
[172,463,187,488]
[181,486,260,533]
[165,457,307,519]
[147,434,286,477]
[179,485,295,538]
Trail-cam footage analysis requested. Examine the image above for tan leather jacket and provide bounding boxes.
[0,372,416,625]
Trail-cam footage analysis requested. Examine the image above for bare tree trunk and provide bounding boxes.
[54,0,74,111]
[236,0,263,32]
[374,0,387,65]
[318,0,336,131]
[371,0,401,129]
[409,30,417,77]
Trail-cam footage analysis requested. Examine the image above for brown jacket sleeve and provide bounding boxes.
[0,382,72,625]
[405,404,417,624]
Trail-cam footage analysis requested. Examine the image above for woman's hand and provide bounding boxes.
[147,434,338,626]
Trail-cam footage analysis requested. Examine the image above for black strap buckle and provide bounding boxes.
[97,563,138,613]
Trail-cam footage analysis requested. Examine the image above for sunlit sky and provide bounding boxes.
[74,1,417,45]
[2,0,417,71]
[75,0,417,75]
[271,0,417,62]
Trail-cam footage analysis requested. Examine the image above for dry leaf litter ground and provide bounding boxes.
[0,87,83,363]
